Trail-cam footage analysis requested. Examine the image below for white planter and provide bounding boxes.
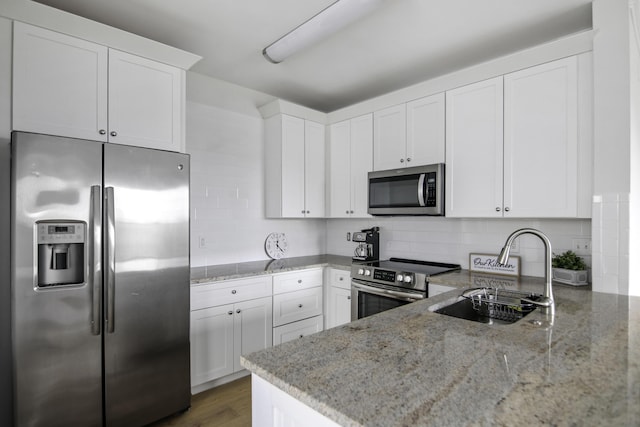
[552,268,588,286]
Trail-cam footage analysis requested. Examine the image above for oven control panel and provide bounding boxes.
[354,267,415,285]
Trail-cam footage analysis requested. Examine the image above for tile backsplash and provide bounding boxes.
[187,100,591,278]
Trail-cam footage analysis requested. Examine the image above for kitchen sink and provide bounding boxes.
[429,288,542,325]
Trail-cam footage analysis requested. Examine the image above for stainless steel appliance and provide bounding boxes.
[11,132,190,426]
[368,163,445,216]
[351,258,460,320]
[351,227,379,262]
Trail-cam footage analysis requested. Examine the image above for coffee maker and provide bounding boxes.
[351,227,380,262]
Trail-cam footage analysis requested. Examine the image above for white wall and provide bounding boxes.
[186,92,326,267]
[327,218,591,278]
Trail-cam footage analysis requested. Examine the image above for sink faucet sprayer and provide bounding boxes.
[497,228,554,308]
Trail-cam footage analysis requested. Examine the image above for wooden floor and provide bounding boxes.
[149,376,252,427]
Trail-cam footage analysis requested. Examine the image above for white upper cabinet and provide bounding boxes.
[446,55,586,218]
[373,93,445,171]
[265,114,325,218]
[446,76,504,218]
[406,93,445,165]
[12,22,185,152]
[13,22,108,141]
[327,113,373,218]
[373,104,406,170]
[503,56,578,218]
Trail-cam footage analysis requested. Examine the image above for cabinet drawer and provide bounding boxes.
[273,315,324,345]
[273,268,323,294]
[328,268,350,290]
[273,287,323,327]
[191,276,272,311]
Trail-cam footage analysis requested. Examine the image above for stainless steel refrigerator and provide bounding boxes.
[10,131,191,426]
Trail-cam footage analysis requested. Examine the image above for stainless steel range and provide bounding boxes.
[351,258,461,320]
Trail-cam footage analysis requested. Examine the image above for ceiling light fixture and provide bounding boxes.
[262,0,383,64]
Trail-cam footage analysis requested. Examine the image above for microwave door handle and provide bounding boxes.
[418,174,426,206]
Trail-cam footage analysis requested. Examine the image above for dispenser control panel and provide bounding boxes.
[37,222,85,244]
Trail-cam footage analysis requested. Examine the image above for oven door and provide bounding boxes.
[351,280,424,321]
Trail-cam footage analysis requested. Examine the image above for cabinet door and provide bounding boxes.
[304,120,325,217]
[233,297,273,372]
[108,49,184,152]
[504,56,578,217]
[328,120,352,217]
[12,22,108,141]
[190,304,235,386]
[406,93,445,165]
[279,115,306,217]
[373,104,406,170]
[350,114,373,217]
[326,287,351,329]
[446,77,504,217]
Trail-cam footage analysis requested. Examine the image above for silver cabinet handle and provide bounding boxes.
[298,304,303,308]
[504,207,510,212]
[110,131,117,137]
[350,210,354,214]
[339,277,343,281]
[228,311,233,315]
[236,309,241,314]
[496,207,501,212]
[99,129,106,135]
[90,185,102,335]
[306,210,310,214]
[400,158,404,163]
[105,187,116,333]
[345,210,349,214]
[406,157,411,162]
[231,290,237,294]
[299,334,304,339]
[301,210,305,214]
[347,296,351,300]
[298,279,302,284]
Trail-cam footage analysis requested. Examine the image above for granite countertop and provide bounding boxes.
[190,254,353,284]
[241,271,640,426]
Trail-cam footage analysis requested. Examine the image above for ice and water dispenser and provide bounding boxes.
[36,221,86,287]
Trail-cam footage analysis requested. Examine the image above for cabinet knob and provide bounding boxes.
[306,210,310,214]
[350,210,354,214]
[227,311,233,315]
[297,279,302,284]
[110,131,117,137]
[301,210,305,214]
[504,207,510,212]
[339,277,343,281]
[406,157,411,162]
[298,304,303,308]
[231,289,237,294]
[299,334,304,339]
[236,309,241,314]
[346,210,350,214]
[400,158,404,163]
[495,207,501,212]
[347,296,351,300]
[99,129,106,135]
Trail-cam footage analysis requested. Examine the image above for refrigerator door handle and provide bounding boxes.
[105,186,116,333]
[90,185,102,335]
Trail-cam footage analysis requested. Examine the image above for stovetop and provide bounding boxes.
[351,258,461,293]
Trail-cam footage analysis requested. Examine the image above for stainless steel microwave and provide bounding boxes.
[368,163,445,216]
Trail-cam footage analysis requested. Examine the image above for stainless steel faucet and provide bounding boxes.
[497,228,554,308]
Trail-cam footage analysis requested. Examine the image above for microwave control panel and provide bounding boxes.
[425,172,437,207]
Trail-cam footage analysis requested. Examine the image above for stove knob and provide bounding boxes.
[357,268,364,275]
[396,274,404,282]
[404,275,413,283]
[364,269,371,276]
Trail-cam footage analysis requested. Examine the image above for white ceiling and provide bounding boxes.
[33,0,592,112]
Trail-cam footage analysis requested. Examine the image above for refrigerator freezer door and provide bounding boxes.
[103,144,190,426]
[11,132,103,426]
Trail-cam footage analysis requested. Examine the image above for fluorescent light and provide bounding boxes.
[263,0,383,63]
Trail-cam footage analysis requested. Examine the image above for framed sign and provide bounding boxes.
[469,253,520,277]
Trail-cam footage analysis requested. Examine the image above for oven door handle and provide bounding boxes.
[352,281,424,301]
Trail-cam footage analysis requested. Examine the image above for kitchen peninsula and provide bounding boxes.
[241,272,640,426]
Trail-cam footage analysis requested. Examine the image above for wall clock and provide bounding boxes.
[265,232,288,259]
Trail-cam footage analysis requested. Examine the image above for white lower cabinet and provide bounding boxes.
[190,277,272,387]
[325,268,351,329]
[272,268,324,345]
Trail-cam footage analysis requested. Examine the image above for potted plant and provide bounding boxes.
[551,250,588,286]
